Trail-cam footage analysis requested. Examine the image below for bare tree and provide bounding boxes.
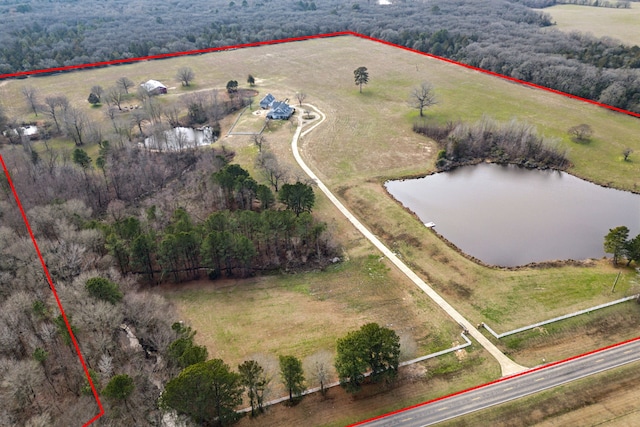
[568,123,593,142]
[136,85,151,103]
[21,86,40,116]
[409,82,438,117]
[104,87,125,111]
[207,89,224,122]
[295,92,307,106]
[181,92,207,125]
[63,107,89,146]
[163,103,182,127]
[41,95,69,133]
[131,109,150,135]
[253,134,266,152]
[143,97,163,125]
[116,77,135,94]
[303,350,334,398]
[256,150,288,192]
[176,67,195,87]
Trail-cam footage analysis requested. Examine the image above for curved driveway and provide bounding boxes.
[291,105,526,377]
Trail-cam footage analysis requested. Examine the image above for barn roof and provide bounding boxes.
[141,80,167,91]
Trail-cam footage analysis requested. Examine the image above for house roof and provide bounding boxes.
[141,80,167,91]
[260,93,275,107]
[267,101,294,118]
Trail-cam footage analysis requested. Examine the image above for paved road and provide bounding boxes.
[353,338,640,426]
[292,105,526,377]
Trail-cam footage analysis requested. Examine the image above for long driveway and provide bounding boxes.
[291,105,526,377]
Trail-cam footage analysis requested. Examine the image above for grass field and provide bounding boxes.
[159,255,464,369]
[4,35,640,425]
[541,3,640,46]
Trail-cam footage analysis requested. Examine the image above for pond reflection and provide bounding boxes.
[385,163,640,266]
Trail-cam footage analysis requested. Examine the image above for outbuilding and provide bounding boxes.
[141,80,168,95]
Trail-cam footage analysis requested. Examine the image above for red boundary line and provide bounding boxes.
[0,154,104,426]
[347,335,640,426]
[1,30,639,118]
[2,30,640,426]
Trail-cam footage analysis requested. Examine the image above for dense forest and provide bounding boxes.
[2,0,640,112]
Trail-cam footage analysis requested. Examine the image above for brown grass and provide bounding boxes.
[158,254,465,370]
[542,4,640,47]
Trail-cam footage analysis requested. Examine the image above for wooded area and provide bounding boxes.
[1,0,640,112]
[0,141,336,424]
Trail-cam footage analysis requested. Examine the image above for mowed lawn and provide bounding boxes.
[4,35,640,367]
[541,4,640,46]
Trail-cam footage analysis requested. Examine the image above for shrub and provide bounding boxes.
[85,277,123,304]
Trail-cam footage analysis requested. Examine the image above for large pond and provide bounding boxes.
[385,163,640,266]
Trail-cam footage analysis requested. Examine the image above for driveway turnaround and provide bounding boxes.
[291,105,527,377]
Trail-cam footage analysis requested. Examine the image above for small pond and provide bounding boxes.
[385,163,640,266]
[144,126,215,151]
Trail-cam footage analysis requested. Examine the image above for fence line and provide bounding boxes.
[238,332,472,413]
[482,295,638,339]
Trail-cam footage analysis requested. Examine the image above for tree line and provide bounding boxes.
[2,1,640,112]
[102,190,330,284]
[414,116,569,171]
[159,322,401,426]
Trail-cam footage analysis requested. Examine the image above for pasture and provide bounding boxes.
[541,4,640,46]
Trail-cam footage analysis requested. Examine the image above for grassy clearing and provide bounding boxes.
[541,4,640,46]
[160,254,464,369]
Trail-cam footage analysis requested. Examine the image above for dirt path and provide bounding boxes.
[293,104,528,377]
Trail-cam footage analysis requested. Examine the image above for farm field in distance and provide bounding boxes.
[3,34,640,425]
[541,3,640,46]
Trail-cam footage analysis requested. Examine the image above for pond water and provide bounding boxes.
[385,163,640,266]
[144,126,215,151]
